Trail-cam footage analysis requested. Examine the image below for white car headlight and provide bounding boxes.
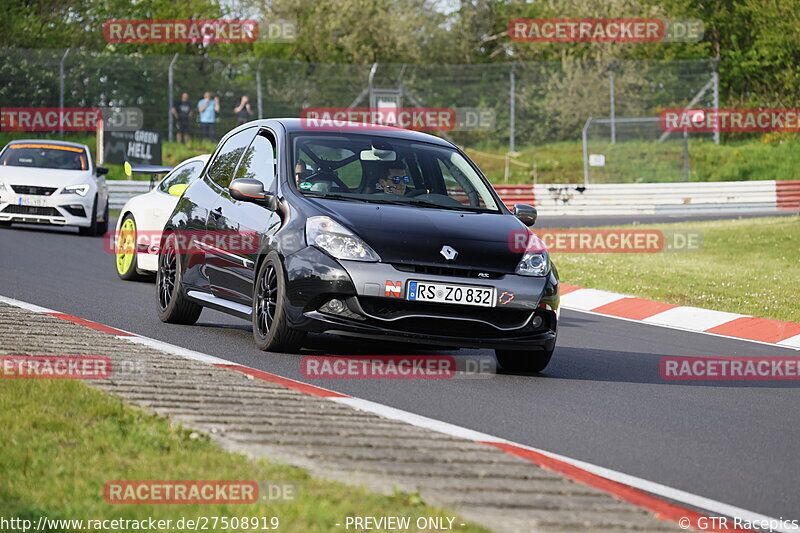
[61,184,90,196]
[306,216,380,262]
[516,251,550,276]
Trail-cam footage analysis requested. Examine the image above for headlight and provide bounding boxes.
[306,216,380,262]
[0,180,6,192]
[515,251,549,276]
[61,184,90,196]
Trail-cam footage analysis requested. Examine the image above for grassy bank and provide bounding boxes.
[0,378,488,532]
[553,216,800,322]
[467,135,800,184]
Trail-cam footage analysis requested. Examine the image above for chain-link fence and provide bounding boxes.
[582,117,717,183]
[0,48,717,182]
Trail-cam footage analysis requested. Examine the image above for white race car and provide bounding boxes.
[0,140,110,235]
[114,154,209,280]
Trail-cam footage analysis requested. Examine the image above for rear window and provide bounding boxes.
[0,144,89,171]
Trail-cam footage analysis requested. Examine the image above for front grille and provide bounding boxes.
[1,205,61,217]
[10,185,57,196]
[357,296,532,329]
[392,263,504,279]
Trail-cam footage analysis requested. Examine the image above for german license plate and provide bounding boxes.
[17,195,48,207]
[407,281,495,307]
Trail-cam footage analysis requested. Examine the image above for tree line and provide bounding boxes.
[2,0,797,114]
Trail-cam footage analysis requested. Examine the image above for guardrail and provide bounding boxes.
[495,180,800,216]
[108,180,800,215]
[108,180,150,209]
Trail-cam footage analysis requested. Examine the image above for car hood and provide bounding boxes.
[0,166,93,188]
[309,199,529,272]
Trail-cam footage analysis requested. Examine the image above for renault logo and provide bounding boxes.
[440,245,458,261]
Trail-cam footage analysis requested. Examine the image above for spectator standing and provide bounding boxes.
[197,91,220,141]
[234,95,253,126]
[171,92,192,144]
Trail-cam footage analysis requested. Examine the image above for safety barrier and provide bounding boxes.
[107,180,800,215]
[495,180,800,216]
[108,180,150,209]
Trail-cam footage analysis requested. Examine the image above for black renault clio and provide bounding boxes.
[157,119,559,372]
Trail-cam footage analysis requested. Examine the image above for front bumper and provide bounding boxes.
[0,192,95,227]
[283,246,559,350]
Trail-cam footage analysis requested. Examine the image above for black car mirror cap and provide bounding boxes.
[96,166,109,176]
[229,178,277,211]
[513,203,537,226]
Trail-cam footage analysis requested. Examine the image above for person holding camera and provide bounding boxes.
[197,91,220,141]
[234,95,253,126]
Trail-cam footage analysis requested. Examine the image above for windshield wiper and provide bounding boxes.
[303,192,372,203]
[305,193,492,212]
[377,199,486,212]
[406,200,465,210]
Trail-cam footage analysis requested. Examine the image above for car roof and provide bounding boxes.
[181,154,211,163]
[249,118,456,148]
[5,139,89,150]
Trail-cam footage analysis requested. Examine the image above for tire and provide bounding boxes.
[115,214,147,281]
[252,253,306,353]
[97,200,109,235]
[495,348,554,373]
[79,196,99,236]
[156,232,202,325]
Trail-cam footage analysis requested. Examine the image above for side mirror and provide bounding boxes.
[168,183,189,197]
[513,203,537,226]
[96,166,109,176]
[229,178,277,211]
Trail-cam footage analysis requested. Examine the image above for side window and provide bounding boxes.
[437,158,485,207]
[158,161,204,193]
[206,129,255,189]
[234,133,276,191]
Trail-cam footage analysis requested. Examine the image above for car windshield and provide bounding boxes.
[292,133,500,212]
[0,143,88,171]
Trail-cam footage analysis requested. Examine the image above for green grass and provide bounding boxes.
[552,216,800,322]
[0,378,489,533]
[467,135,800,184]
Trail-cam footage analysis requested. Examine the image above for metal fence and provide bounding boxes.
[0,48,718,182]
[581,117,717,184]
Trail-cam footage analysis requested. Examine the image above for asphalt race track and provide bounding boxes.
[1,218,799,521]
